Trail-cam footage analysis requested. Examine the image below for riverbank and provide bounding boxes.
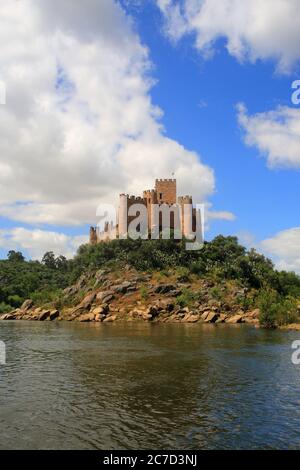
[0,265,267,326]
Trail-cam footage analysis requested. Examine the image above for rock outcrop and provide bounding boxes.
[0,267,266,327]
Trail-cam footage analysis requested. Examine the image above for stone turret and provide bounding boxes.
[89,226,97,245]
[178,195,193,238]
[155,178,177,204]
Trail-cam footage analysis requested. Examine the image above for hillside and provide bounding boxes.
[1,236,300,328]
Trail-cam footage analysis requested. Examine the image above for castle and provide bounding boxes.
[90,178,197,244]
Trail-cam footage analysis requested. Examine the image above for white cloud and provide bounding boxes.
[207,210,236,222]
[261,227,300,272]
[0,227,88,260]
[237,103,300,169]
[156,0,300,72]
[0,0,215,228]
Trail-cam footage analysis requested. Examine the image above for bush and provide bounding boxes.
[257,289,299,328]
[140,286,149,301]
[0,302,12,314]
[176,267,190,282]
[176,289,195,308]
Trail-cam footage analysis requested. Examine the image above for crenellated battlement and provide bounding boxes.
[178,195,193,203]
[155,178,176,182]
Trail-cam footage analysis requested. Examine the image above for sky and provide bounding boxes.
[0,0,300,271]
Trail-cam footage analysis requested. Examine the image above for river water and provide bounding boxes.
[0,321,299,449]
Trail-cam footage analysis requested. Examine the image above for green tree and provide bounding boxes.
[7,250,25,263]
[42,251,56,269]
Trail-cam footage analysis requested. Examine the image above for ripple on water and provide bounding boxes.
[0,321,300,449]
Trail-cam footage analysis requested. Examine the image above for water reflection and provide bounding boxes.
[0,321,299,449]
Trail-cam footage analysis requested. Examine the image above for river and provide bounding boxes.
[0,321,299,449]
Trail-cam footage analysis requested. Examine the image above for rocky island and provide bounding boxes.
[1,235,300,329]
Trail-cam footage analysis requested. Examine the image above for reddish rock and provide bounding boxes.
[226,314,243,324]
[38,310,50,321]
[79,312,95,322]
[80,292,96,309]
[21,299,33,312]
[204,312,219,323]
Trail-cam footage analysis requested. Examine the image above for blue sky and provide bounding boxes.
[0,0,300,271]
[125,1,299,240]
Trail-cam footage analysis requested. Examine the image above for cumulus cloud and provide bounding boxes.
[260,227,300,272]
[156,0,300,72]
[0,227,88,259]
[0,0,215,228]
[237,103,300,169]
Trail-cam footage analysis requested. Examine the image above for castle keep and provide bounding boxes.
[90,178,197,244]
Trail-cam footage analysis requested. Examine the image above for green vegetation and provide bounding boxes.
[140,285,149,301]
[257,289,298,328]
[0,250,72,311]
[1,236,300,327]
[176,288,195,308]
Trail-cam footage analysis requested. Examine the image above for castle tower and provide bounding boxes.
[178,195,193,239]
[155,179,176,204]
[89,226,97,245]
[143,189,158,233]
[118,194,128,239]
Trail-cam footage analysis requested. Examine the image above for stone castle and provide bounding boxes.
[90,178,197,244]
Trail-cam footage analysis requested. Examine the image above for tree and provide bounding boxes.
[42,251,56,269]
[55,255,68,271]
[7,250,25,263]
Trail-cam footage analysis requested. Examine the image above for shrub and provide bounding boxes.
[140,286,149,301]
[257,289,299,328]
[176,289,195,308]
[176,267,190,282]
[0,302,12,314]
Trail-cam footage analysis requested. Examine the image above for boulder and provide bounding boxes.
[2,313,16,320]
[79,312,95,322]
[70,306,86,318]
[226,314,243,324]
[184,314,199,323]
[103,315,117,322]
[201,311,210,321]
[113,281,135,294]
[204,312,219,323]
[215,313,228,323]
[92,305,108,316]
[80,292,96,309]
[168,289,182,297]
[63,286,78,297]
[146,305,159,318]
[38,310,50,321]
[95,269,107,281]
[95,313,106,322]
[248,308,260,319]
[49,310,60,321]
[244,317,259,325]
[20,299,33,312]
[153,284,174,294]
[96,291,114,303]
[76,275,87,290]
[102,294,114,304]
[142,313,153,321]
